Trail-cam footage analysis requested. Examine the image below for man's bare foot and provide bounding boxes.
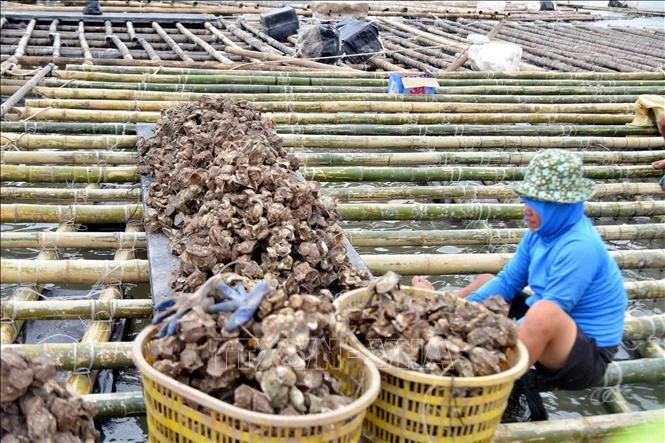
[652,159,665,169]
[411,276,435,291]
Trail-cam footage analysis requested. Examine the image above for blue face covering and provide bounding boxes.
[522,197,585,239]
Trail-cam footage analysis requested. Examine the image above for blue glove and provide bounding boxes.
[153,276,270,337]
[209,280,271,332]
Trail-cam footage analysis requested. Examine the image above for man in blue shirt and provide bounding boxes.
[414,150,627,418]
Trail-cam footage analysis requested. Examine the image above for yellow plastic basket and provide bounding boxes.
[133,326,381,443]
[334,286,529,443]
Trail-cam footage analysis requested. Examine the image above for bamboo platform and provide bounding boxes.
[1,1,664,442]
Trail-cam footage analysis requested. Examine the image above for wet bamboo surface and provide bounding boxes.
[1,5,664,438]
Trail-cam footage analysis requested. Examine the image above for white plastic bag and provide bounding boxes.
[468,42,522,72]
[466,34,490,44]
[477,1,506,12]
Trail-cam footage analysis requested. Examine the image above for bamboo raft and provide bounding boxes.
[1,2,664,441]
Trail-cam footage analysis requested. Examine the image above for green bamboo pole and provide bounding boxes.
[0,342,133,370]
[1,150,138,165]
[5,164,660,183]
[0,231,146,249]
[38,78,665,95]
[300,151,664,168]
[359,249,665,275]
[1,299,152,320]
[62,64,665,80]
[276,124,657,137]
[0,259,149,284]
[24,98,638,114]
[345,224,665,247]
[1,165,138,182]
[0,133,137,149]
[16,107,161,123]
[268,112,633,125]
[336,201,665,221]
[0,204,142,223]
[603,388,632,414]
[494,409,665,442]
[0,224,75,344]
[623,314,665,342]
[596,358,665,386]
[281,135,665,150]
[323,183,663,202]
[305,165,660,182]
[33,86,644,104]
[68,223,142,394]
[53,70,664,88]
[0,187,141,202]
[82,392,146,419]
[0,122,137,134]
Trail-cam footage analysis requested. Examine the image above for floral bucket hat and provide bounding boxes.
[513,149,595,203]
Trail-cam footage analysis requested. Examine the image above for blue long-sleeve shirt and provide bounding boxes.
[467,201,627,347]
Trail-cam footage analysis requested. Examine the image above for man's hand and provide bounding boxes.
[411,276,435,291]
[652,159,665,169]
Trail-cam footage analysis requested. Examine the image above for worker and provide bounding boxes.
[83,0,102,15]
[413,149,628,421]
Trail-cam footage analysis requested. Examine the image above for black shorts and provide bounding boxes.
[509,293,618,390]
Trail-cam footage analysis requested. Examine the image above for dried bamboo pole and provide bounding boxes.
[1,187,140,202]
[52,32,61,58]
[0,342,133,370]
[378,17,540,71]
[0,18,35,74]
[0,231,146,249]
[1,299,152,321]
[238,19,295,56]
[494,409,665,442]
[24,98,639,114]
[1,150,138,165]
[0,17,6,29]
[1,165,138,182]
[176,22,233,64]
[0,204,142,224]
[305,165,660,182]
[603,388,632,414]
[301,151,665,167]
[0,133,136,149]
[152,22,193,62]
[281,134,665,150]
[33,86,645,104]
[337,201,664,221]
[77,21,93,65]
[360,249,665,275]
[0,63,54,118]
[0,259,149,284]
[0,224,76,344]
[625,280,665,301]
[624,314,665,342]
[278,124,656,137]
[642,342,665,359]
[68,223,142,394]
[126,21,160,61]
[219,18,282,56]
[203,21,260,63]
[267,112,632,125]
[104,21,132,60]
[346,224,665,247]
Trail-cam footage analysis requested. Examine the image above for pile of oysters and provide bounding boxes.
[342,272,519,377]
[1,350,98,442]
[138,96,367,295]
[140,97,369,414]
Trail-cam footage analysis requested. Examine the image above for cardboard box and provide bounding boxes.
[387,73,439,95]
